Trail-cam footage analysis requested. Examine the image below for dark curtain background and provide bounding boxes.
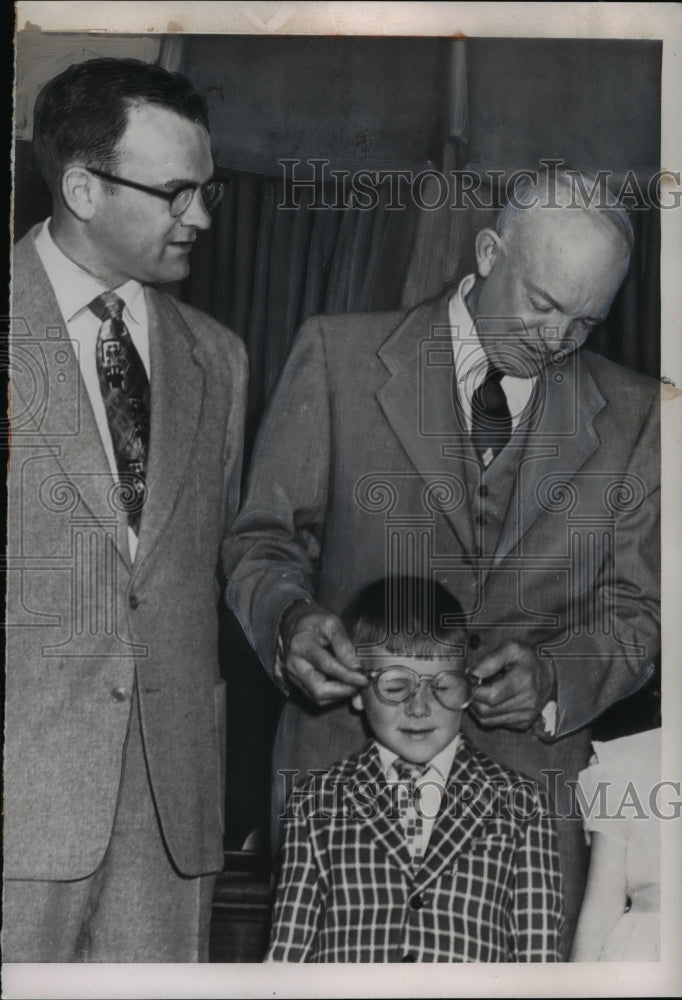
[179,172,420,453]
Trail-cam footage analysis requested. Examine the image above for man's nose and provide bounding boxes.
[540,315,572,347]
[180,188,212,230]
[537,319,562,346]
[405,681,432,717]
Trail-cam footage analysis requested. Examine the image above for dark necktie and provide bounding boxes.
[89,291,150,535]
[393,757,430,864]
[470,364,512,467]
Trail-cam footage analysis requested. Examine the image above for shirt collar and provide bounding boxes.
[448,274,489,393]
[35,219,144,327]
[375,733,461,783]
[447,273,537,396]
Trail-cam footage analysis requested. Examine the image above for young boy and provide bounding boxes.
[266,577,563,962]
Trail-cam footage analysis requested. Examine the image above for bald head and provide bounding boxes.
[496,169,634,264]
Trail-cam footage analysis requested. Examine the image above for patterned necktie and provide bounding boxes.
[471,364,512,467]
[393,757,430,865]
[90,292,150,535]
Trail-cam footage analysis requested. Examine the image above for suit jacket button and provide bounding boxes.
[129,594,139,609]
[111,687,129,702]
[401,953,416,962]
[469,634,481,651]
[410,893,424,910]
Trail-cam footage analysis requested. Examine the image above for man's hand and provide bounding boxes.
[469,641,556,730]
[280,601,368,707]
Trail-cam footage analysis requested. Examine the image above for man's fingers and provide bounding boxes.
[469,675,539,729]
[284,613,367,706]
[468,698,537,730]
[289,609,367,685]
[467,643,549,730]
[325,621,365,680]
[289,629,365,685]
[471,690,532,716]
[471,646,515,680]
[472,677,514,708]
[472,673,533,709]
[469,708,535,731]
[286,656,359,706]
[471,640,537,681]
[290,641,361,686]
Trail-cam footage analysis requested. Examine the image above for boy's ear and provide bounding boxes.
[351,691,364,712]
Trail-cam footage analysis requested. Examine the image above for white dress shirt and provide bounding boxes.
[34,220,150,560]
[448,273,536,435]
[377,734,461,855]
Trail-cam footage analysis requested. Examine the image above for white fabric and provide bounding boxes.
[577,728,661,961]
[34,220,149,560]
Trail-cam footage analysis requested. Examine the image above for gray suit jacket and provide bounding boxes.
[224,294,660,805]
[5,226,248,880]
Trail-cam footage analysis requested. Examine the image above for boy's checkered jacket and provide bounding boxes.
[267,736,563,962]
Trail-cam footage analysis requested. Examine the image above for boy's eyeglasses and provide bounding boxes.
[366,666,482,711]
[86,167,224,216]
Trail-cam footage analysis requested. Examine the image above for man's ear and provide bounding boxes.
[351,691,364,713]
[474,227,502,278]
[61,166,98,221]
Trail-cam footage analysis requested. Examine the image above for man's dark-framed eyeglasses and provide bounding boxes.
[366,665,482,711]
[86,167,224,216]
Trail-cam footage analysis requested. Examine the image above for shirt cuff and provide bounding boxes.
[534,656,558,737]
[540,700,558,736]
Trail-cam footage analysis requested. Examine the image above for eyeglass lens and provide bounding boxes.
[375,667,473,709]
[171,180,224,216]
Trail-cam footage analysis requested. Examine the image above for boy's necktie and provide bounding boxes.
[393,757,430,865]
[89,291,150,535]
[471,364,512,466]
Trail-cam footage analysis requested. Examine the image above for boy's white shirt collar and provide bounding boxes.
[375,733,461,784]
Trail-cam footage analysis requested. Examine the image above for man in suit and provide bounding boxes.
[4,58,248,961]
[223,167,660,956]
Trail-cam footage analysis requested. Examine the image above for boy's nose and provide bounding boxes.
[404,681,432,717]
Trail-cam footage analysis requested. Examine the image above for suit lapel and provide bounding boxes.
[11,233,131,570]
[347,743,415,878]
[493,353,606,570]
[414,737,492,889]
[375,290,607,572]
[132,290,205,572]
[376,295,476,553]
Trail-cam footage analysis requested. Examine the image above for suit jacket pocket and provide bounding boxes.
[455,835,515,901]
[468,833,513,853]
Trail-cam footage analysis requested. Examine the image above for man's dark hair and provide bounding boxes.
[344,576,467,657]
[32,57,210,196]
